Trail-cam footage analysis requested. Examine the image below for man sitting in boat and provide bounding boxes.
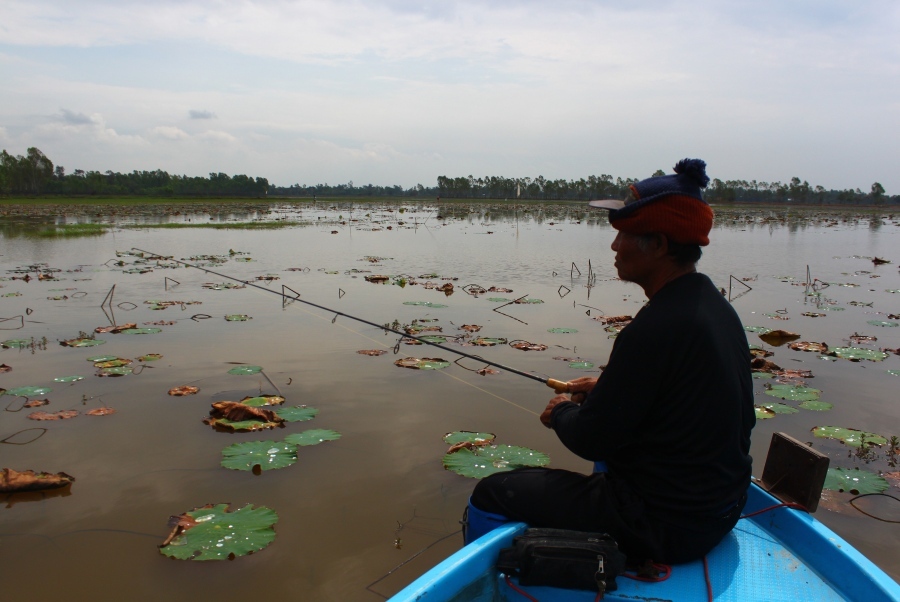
[467,158,755,564]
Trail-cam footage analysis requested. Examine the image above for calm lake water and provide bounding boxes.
[1,201,898,600]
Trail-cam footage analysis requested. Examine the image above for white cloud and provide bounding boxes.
[197,130,237,143]
[150,126,190,141]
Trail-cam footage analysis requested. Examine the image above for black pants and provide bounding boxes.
[470,467,744,564]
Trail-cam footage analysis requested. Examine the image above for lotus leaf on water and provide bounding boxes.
[823,467,889,495]
[0,468,75,493]
[487,297,511,302]
[169,385,199,396]
[418,335,447,344]
[788,341,828,353]
[205,402,284,431]
[471,337,507,346]
[758,330,801,345]
[1,339,29,349]
[752,372,774,380]
[828,347,889,362]
[120,328,162,335]
[888,370,900,377]
[225,315,252,321]
[394,357,450,370]
[284,429,341,446]
[443,444,550,478]
[867,320,898,328]
[87,354,118,362]
[743,326,771,334]
[97,366,133,377]
[273,406,319,422]
[227,365,263,375]
[357,349,387,356]
[159,503,278,560]
[5,386,52,397]
[547,328,578,334]
[402,301,448,308]
[754,406,777,420]
[812,426,887,447]
[94,358,132,368]
[138,353,163,362]
[761,402,800,415]
[28,410,78,420]
[53,375,84,383]
[240,395,285,407]
[568,361,595,370]
[443,431,496,445]
[799,400,833,411]
[510,341,548,351]
[220,441,297,472]
[764,385,821,402]
[60,338,105,347]
[86,407,116,416]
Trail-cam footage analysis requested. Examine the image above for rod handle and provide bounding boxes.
[546,378,569,393]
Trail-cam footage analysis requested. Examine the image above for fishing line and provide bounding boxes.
[131,247,568,401]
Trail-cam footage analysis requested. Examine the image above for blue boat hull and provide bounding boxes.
[391,482,900,601]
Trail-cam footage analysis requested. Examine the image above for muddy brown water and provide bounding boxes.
[1,202,899,600]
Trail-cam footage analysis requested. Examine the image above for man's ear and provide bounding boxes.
[651,233,669,258]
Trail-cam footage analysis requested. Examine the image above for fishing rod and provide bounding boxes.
[131,247,572,394]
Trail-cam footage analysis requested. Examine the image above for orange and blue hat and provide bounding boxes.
[589,158,714,246]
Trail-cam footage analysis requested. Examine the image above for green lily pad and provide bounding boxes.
[53,375,84,383]
[61,338,105,347]
[752,372,774,379]
[443,431,496,445]
[823,467,889,495]
[418,335,447,344]
[159,503,278,561]
[228,365,263,375]
[515,298,544,304]
[888,370,900,377]
[225,315,252,321]
[120,328,162,335]
[240,395,285,407]
[568,361,595,370]
[754,406,777,420]
[138,353,163,362]
[1,339,29,349]
[799,400,833,411]
[487,298,511,302]
[829,347,889,362]
[442,444,550,478]
[419,359,450,370]
[87,354,118,362]
[822,306,845,311]
[548,328,578,334]
[744,326,772,334]
[812,426,887,447]
[765,385,820,402]
[402,301,448,308]
[273,406,319,422]
[221,440,297,472]
[761,402,799,415]
[4,386,52,397]
[867,320,898,328]
[471,337,507,346]
[97,366,134,377]
[284,429,342,446]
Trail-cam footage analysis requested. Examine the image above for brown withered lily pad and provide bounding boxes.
[0,364,10,373]
[169,385,200,396]
[749,348,774,358]
[23,399,50,408]
[364,275,391,283]
[788,341,829,353]
[0,468,75,493]
[758,330,801,345]
[849,333,877,344]
[203,401,285,432]
[460,324,482,332]
[28,410,78,421]
[592,315,633,325]
[94,323,137,334]
[86,407,116,416]
[476,367,500,376]
[773,369,814,380]
[510,341,548,351]
[357,349,387,356]
[751,358,782,373]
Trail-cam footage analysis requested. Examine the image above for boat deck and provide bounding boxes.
[391,484,900,602]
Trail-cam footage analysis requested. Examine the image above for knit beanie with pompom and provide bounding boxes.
[588,159,714,246]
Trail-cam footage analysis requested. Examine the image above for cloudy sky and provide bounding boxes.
[1,1,898,191]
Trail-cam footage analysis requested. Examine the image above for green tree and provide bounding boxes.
[870,182,885,203]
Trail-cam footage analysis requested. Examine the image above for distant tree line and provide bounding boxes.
[1,146,895,205]
[1,147,268,197]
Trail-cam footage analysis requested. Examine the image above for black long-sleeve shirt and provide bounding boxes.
[551,272,754,519]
